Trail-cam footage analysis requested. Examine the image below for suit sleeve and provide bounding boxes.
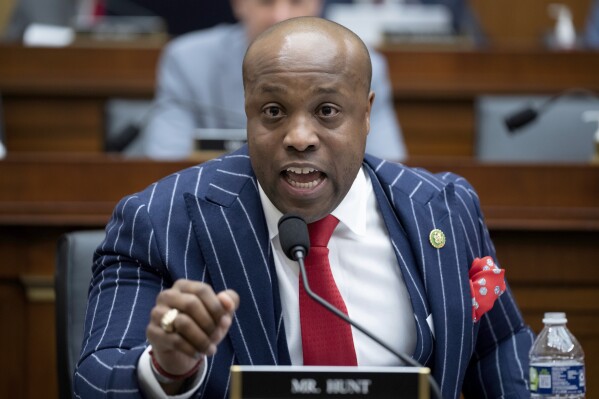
[452,176,535,399]
[73,193,168,398]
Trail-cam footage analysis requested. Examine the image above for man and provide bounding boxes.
[75,17,532,399]
[584,0,599,49]
[136,0,406,161]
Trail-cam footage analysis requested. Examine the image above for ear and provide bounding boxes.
[365,91,375,136]
[229,0,245,20]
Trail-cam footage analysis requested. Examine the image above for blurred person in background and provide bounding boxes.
[135,0,407,161]
[584,0,599,48]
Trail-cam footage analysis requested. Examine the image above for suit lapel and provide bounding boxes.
[367,158,473,397]
[183,159,287,366]
[366,165,434,366]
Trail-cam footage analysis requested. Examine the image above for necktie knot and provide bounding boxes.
[308,215,339,248]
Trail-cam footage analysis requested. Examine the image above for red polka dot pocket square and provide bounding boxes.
[469,256,506,323]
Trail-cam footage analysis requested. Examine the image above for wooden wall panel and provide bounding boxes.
[396,99,474,157]
[4,97,104,152]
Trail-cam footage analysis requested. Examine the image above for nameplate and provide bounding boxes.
[230,365,430,399]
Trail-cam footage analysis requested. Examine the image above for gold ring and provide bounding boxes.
[160,308,179,333]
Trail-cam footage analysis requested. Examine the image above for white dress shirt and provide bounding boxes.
[138,166,416,397]
[259,167,416,365]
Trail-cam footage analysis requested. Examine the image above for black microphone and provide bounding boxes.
[504,88,599,132]
[278,213,442,399]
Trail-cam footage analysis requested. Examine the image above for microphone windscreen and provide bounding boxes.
[504,107,539,133]
[278,213,310,260]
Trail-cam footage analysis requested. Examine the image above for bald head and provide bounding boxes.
[242,16,372,95]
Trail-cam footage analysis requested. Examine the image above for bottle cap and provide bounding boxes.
[543,312,567,324]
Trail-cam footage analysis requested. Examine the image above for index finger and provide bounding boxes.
[172,279,228,323]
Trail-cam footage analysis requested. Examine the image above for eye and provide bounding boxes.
[317,104,340,118]
[262,105,285,119]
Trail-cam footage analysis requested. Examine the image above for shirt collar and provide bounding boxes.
[259,166,371,241]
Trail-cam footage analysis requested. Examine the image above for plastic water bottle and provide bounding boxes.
[529,312,585,398]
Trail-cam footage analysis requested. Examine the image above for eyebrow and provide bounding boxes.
[256,85,341,95]
[258,84,287,94]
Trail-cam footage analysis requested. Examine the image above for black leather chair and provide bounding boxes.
[55,230,105,399]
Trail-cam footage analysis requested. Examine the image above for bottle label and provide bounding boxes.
[529,364,585,395]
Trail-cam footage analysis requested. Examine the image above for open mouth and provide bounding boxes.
[283,167,325,190]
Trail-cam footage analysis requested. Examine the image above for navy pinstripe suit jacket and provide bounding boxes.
[75,146,533,398]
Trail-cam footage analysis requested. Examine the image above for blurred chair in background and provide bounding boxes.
[476,95,599,163]
[55,230,104,399]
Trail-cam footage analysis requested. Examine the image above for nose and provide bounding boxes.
[282,115,319,152]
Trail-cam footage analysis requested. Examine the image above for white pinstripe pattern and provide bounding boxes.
[114,196,137,252]
[458,217,476,259]
[119,266,141,347]
[410,168,443,190]
[215,169,258,191]
[374,159,386,172]
[102,218,118,252]
[95,260,122,351]
[147,182,157,212]
[443,189,467,399]
[220,206,277,363]
[416,316,435,364]
[497,298,527,390]
[409,199,427,291]
[75,372,138,394]
[454,187,481,255]
[129,205,145,257]
[391,240,428,361]
[483,315,506,397]
[75,149,533,398]
[236,197,272,284]
[221,355,237,399]
[191,195,254,363]
[409,181,423,198]
[198,352,216,398]
[390,240,430,316]
[276,312,284,341]
[391,169,405,187]
[81,269,105,355]
[147,229,154,268]
[184,222,193,279]
[165,174,181,269]
[427,202,449,390]
[476,361,490,399]
[92,353,112,370]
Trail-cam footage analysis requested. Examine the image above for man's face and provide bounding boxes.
[231,0,322,41]
[245,31,373,223]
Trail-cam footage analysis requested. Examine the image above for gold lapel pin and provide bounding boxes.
[429,228,446,249]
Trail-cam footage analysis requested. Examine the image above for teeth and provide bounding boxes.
[288,178,322,189]
[286,167,316,174]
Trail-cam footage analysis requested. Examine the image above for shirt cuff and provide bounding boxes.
[137,345,207,399]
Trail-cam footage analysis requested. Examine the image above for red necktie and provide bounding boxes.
[300,215,357,366]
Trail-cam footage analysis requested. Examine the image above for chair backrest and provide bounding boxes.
[476,95,598,163]
[55,230,105,399]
